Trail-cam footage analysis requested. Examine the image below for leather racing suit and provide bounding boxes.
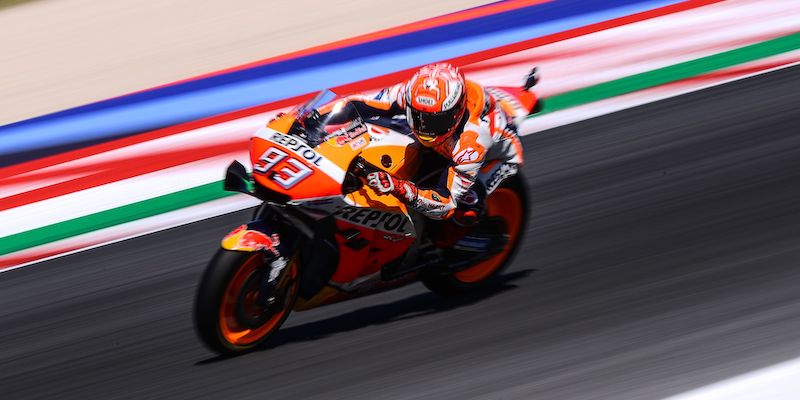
[348,80,528,220]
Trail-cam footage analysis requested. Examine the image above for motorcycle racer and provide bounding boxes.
[350,63,537,224]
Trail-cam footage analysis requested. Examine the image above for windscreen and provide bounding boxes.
[290,90,367,147]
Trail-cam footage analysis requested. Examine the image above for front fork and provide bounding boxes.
[220,214,294,308]
[257,256,290,307]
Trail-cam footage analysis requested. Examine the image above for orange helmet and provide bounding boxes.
[404,63,467,147]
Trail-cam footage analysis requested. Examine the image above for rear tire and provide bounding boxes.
[422,174,529,296]
[194,249,298,355]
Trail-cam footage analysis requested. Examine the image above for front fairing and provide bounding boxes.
[249,97,369,201]
[256,127,418,238]
[248,91,419,237]
[251,126,346,200]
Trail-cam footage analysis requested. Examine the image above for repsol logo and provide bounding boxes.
[268,132,323,166]
[333,206,413,235]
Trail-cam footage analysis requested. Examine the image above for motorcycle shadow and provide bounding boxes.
[196,269,534,363]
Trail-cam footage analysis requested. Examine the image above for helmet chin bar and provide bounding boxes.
[408,103,466,145]
[415,107,469,147]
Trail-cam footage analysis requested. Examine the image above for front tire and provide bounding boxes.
[194,249,298,355]
[422,174,529,295]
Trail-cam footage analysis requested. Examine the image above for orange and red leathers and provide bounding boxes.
[348,79,526,220]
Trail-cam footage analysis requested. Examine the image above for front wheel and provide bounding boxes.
[422,174,529,295]
[194,249,298,355]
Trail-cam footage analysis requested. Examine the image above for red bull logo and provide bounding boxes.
[221,225,281,256]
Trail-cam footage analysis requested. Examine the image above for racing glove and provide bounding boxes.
[365,171,418,204]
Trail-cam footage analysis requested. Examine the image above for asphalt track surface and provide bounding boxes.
[2,66,800,399]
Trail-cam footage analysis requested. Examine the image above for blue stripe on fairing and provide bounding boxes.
[0,0,681,163]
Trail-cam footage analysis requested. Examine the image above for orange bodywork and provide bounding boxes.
[245,110,420,309]
[250,111,420,202]
[250,121,344,200]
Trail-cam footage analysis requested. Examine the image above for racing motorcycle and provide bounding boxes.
[194,71,540,355]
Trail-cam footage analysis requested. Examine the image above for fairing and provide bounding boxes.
[242,90,423,307]
[238,87,534,303]
[221,224,281,255]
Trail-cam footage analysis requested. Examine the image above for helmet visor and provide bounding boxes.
[406,106,463,140]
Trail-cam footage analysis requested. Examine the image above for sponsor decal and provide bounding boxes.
[349,136,368,150]
[256,129,346,183]
[268,131,323,166]
[453,131,485,165]
[455,147,480,164]
[253,147,288,173]
[441,82,463,110]
[416,199,447,211]
[333,206,413,235]
[222,225,281,256]
[253,146,313,189]
[415,96,436,107]
[334,119,368,146]
[382,234,404,243]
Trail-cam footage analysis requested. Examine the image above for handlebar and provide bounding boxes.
[351,156,382,177]
[343,156,384,195]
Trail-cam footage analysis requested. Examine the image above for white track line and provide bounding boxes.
[664,357,800,400]
[0,194,260,272]
[0,153,246,237]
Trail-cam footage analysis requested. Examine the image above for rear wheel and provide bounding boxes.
[194,249,298,355]
[422,175,528,295]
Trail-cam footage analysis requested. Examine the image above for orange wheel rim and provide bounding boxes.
[218,254,297,346]
[454,188,523,283]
